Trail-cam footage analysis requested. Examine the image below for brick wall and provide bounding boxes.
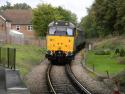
[11,24,35,38]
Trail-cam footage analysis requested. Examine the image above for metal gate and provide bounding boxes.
[0,47,16,70]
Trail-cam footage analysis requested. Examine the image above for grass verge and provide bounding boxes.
[3,44,46,77]
[86,51,125,76]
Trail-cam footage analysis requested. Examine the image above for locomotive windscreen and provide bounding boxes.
[56,26,67,31]
[49,26,73,36]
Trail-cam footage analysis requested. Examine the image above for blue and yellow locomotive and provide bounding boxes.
[46,21,85,63]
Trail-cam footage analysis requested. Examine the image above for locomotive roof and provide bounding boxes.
[48,21,75,28]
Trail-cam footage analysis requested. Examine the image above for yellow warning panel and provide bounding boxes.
[47,36,74,52]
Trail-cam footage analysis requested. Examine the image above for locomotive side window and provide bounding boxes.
[49,27,56,35]
[67,28,73,36]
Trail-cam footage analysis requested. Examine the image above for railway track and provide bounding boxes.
[65,64,92,94]
[46,63,92,94]
[46,64,56,94]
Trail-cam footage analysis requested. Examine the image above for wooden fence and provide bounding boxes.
[0,32,46,47]
[0,47,16,70]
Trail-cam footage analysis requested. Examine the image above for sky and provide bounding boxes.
[0,0,95,22]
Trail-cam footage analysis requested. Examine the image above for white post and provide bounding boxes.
[88,43,92,51]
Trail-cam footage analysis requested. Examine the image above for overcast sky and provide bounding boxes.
[0,0,94,22]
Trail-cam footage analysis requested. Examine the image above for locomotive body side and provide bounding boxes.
[74,29,86,52]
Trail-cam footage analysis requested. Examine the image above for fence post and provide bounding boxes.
[13,48,16,70]
[0,47,1,64]
[7,48,10,68]
[106,70,109,78]
[84,49,86,65]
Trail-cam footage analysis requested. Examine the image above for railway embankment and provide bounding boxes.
[26,60,49,94]
[85,36,125,93]
[71,52,113,94]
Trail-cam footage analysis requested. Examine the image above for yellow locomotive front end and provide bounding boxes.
[46,21,75,63]
[47,36,74,52]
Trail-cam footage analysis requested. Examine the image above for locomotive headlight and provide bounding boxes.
[47,51,51,54]
[47,51,53,55]
[66,51,73,56]
[65,22,68,25]
[50,51,53,55]
[55,22,58,25]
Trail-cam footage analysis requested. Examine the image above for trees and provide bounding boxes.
[13,3,31,9]
[0,2,12,11]
[0,2,31,12]
[32,4,77,37]
[80,15,99,38]
[80,0,125,38]
[55,6,77,24]
[115,0,125,35]
[32,4,55,37]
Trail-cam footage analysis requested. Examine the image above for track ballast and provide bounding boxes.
[46,63,92,94]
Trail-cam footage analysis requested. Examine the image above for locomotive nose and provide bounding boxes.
[58,47,61,50]
[57,42,63,50]
[47,36,74,52]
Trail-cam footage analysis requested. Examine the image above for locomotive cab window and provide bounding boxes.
[56,26,67,31]
[67,28,73,36]
[49,27,56,35]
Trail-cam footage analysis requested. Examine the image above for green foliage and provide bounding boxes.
[32,4,55,37]
[55,6,77,24]
[80,15,99,38]
[94,49,111,55]
[0,1,31,11]
[115,48,120,55]
[13,3,31,9]
[80,0,125,38]
[32,4,77,37]
[120,49,125,57]
[0,2,12,11]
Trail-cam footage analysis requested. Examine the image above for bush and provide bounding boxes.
[120,49,125,57]
[115,48,120,55]
[94,49,111,55]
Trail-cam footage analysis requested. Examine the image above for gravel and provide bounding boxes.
[50,65,79,93]
[25,60,50,94]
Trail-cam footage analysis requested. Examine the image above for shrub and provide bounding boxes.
[115,48,120,55]
[120,49,125,57]
[94,49,111,55]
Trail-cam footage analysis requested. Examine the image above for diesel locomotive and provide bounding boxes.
[45,21,85,63]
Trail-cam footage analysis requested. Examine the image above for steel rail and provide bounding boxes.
[46,64,57,94]
[65,64,92,94]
